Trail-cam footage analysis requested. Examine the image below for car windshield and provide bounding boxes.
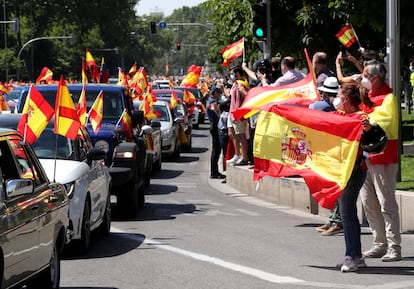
[32,128,73,159]
[153,105,170,122]
[174,104,185,117]
[5,89,21,101]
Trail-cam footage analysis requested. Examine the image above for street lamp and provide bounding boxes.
[16,34,74,80]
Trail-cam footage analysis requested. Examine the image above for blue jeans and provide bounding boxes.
[338,167,367,258]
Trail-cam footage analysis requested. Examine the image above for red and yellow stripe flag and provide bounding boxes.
[81,58,88,84]
[183,88,196,104]
[0,94,10,111]
[336,24,358,48]
[120,108,133,140]
[170,90,180,110]
[54,76,81,141]
[17,85,55,144]
[76,84,87,127]
[85,48,100,83]
[233,72,319,120]
[36,66,53,84]
[88,91,104,135]
[253,104,364,209]
[220,38,244,67]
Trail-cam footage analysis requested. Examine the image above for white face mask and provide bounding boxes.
[333,97,344,110]
[361,77,372,90]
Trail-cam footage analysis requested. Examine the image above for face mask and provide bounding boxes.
[361,77,372,90]
[230,74,236,81]
[410,66,414,72]
[333,97,344,110]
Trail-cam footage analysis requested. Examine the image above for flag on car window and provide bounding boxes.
[253,104,364,209]
[54,76,81,141]
[183,88,196,104]
[120,109,133,140]
[17,85,55,144]
[89,90,104,135]
[170,90,180,110]
[76,83,87,127]
[220,38,244,67]
[0,93,10,111]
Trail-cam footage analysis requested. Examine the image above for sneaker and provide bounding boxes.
[210,173,226,179]
[315,224,330,232]
[363,246,387,258]
[321,225,343,236]
[226,155,241,165]
[235,159,249,166]
[355,256,367,268]
[381,247,402,262]
[341,256,358,272]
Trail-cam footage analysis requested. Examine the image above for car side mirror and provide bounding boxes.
[174,117,184,124]
[6,179,33,197]
[141,124,153,135]
[151,121,161,129]
[87,147,106,162]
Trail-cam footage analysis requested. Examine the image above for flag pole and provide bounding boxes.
[242,37,245,63]
[115,108,125,127]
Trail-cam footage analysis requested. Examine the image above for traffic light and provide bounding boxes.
[150,21,157,34]
[253,2,267,39]
[176,42,181,51]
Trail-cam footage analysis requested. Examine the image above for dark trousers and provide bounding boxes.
[338,168,367,258]
[218,129,228,167]
[210,126,221,176]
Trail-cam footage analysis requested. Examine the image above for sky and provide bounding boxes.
[135,0,206,17]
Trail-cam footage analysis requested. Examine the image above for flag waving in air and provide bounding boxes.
[220,38,244,67]
[36,66,54,84]
[86,48,100,83]
[88,91,104,135]
[17,85,55,144]
[0,94,10,112]
[55,76,81,140]
[170,89,180,110]
[252,104,364,209]
[336,24,359,48]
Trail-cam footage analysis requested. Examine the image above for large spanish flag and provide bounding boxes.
[336,24,358,48]
[89,91,104,135]
[233,72,320,120]
[54,76,81,140]
[221,38,244,67]
[17,85,55,144]
[253,104,364,209]
[36,66,53,84]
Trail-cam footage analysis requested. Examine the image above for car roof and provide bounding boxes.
[19,83,128,92]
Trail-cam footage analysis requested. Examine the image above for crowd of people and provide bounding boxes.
[206,48,402,273]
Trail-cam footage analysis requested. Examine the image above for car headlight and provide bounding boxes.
[115,151,136,158]
[64,181,75,199]
[163,129,173,140]
[95,140,109,153]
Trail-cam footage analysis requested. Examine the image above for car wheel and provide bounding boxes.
[144,155,152,187]
[137,183,145,208]
[118,176,138,217]
[97,193,111,236]
[153,153,162,172]
[26,243,60,289]
[76,199,91,253]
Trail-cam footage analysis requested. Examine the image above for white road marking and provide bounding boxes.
[111,226,305,284]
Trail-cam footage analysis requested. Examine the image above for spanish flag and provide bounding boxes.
[170,90,180,110]
[120,108,133,140]
[130,67,148,97]
[81,58,88,84]
[336,24,358,48]
[0,94,10,112]
[86,48,100,83]
[17,85,55,144]
[220,38,244,67]
[253,104,364,209]
[89,91,104,135]
[54,76,81,141]
[76,84,87,127]
[183,88,196,104]
[233,72,320,120]
[36,66,53,84]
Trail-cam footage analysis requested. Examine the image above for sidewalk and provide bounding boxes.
[219,162,414,232]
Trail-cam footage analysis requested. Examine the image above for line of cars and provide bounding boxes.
[0,83,175,288]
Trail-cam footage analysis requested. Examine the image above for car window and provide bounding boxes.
[32,128,73,159]
[174,104,185,117]
[153,105,170,122]
[77,128,93,160]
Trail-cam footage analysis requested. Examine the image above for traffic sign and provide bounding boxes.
[159,21,167,30]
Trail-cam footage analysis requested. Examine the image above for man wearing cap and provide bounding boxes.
[309,76,340,112]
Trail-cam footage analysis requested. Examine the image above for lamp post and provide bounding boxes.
[16,34,74,80]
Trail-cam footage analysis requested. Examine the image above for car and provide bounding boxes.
[0,128,69,289]
[3,84,24,113]
[0,113,112,253]
[174,86,206,128]
[152,89,193,151]
[17,84,148,217]
[134,99,182,159]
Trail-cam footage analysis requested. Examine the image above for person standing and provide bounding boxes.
[207,86,225,179]
[312,51,335,87]
[359,60,402,262]
[261,56,304,87]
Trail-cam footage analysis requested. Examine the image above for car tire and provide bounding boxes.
[153,153,162,172]
[76,199,91,253]
[26,243,60,289]
[97,193,111,236]
[118,176,139,217]
[144,155,152,187]
[137,183,145,208]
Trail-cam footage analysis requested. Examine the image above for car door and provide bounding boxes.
[0,138,40,285]
[78,128,107,227]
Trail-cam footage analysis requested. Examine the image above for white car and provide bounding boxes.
[0,114,112,254]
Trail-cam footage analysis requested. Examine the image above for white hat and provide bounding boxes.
[318,76,339,94]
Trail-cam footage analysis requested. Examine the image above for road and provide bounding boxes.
[61,123,414,289]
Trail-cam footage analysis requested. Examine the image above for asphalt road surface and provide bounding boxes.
[60,123,414,289]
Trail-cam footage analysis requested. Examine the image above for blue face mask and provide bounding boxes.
[230,74,236,81]
[410,66,414,72]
